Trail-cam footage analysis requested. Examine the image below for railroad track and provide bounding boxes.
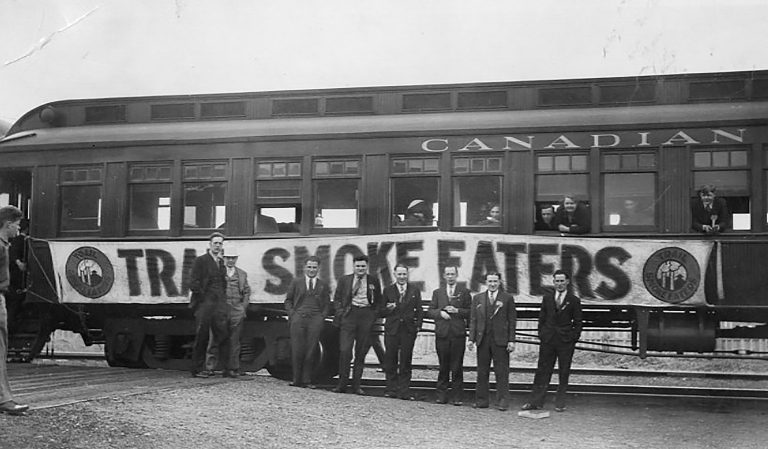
[356,378,768,401]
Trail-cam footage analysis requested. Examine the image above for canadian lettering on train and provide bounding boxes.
[420,128,747,152]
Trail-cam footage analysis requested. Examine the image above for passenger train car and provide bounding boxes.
[2,70,768,378]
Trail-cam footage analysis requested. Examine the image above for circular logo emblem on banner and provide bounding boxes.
[642,247,700,304]
[65,246,115,298]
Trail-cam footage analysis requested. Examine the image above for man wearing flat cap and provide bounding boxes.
[206,247,251,378]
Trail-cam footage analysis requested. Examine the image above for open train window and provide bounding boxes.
[60,165,102,232]
[182,162,228,231]
[254,161,303,234]
[391,158,439,229]
[535,153,589,231]
[128,163,172,232]
[601,152,657,230]
[313,160,360,230]
[692,149,750,231]
[452,156,502,229]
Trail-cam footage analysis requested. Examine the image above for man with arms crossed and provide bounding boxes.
[427,265,471,405]
[381,264,423,400]
[0,205,28,415]
[468,272,516,411]
[332,255,383,395]
[521,270,582,412]
[285,256,331,388]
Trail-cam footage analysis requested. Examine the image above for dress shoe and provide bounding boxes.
[400,395,416,401]
[520,403,539,411]
[435,398,448,404]
[555,406,566,412]
[332,386,346,394]
[451,400,463,406]
[289,382,304,388]
[384,392,396,398]
[305,384,317,389]
[0,401,29,415]
[191,370,212,378]
[496,404,508,412]
[472,403,489,409]
[352,388,366,396]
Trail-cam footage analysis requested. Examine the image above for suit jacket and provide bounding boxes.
[332,273,383,326]
[427,285,471,338]
[468,290,517,347]
[189,251,226,310]
[381,283,423,336]
[553,202,591,234]
[691,197,731,232]
[538,290,582,344]
[284,275,332,318]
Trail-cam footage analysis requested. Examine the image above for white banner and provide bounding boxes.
[49,232,713,307]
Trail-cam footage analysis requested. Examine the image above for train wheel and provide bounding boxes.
[311,322,340,384]
[105,334,148,368]
[265,336,293,380]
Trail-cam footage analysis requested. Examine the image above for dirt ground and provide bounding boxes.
[2,351,768,449]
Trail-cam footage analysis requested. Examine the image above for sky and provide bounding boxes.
[1,0,766,127]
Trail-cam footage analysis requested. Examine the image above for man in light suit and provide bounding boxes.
[284,256,331,388]
[332,255,383,395]
[205,248,252,378]
[381,264,423,400]
[521,270,582,412]
[468,271,516,411]
[427,265,471,405]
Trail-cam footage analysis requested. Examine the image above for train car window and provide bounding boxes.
[753,79,768,99]
[272,98,320,116]
[128,163,172,231]
[598,83,656,105]
[452,156,502,228]
[60,166,103,232]
[538,86,592,107]
[689,80,746,101]
[692,149,750,231]
[601,152,657,229]
[254,161,302,233]
[402,93,452,112]
[313,160,360,229]
[391,158,439,228]
[182,162,228,231]
[535,153,589,230]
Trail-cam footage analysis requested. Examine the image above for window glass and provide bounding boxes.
[314,179,358,228]
[255,179,301,233]
[693,171,748,194]
[453,176,501,226]
[603,173,655,226]
[61,185,101,231]
[392,178,438,227]
[183,182,226,229]
[536,174,588,203]
[130,184,171,230]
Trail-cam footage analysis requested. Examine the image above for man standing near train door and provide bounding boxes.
[428,265,471,406]
[468,271,516,411]
[332,255,383,395]
[521,270,582,412]
[285,256,331,388]
[189,232,229,378]
[0,205,29,415]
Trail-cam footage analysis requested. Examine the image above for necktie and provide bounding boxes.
[399,286,405,302]
[310,278,315,291]
[489,292,495,304]
[556,292,564,309]
[448,286,453,297]
[354,276,362,296]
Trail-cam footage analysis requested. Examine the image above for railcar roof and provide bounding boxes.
[2,101,767,149]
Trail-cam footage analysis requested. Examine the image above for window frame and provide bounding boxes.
[58,164,104,236]
[451,154,504,231]
[253,159,304,235]
[312,158,362,233]
[181,160,229,235]
[390,156,441,232]
[127,162,174,235]
[600,150,658,232]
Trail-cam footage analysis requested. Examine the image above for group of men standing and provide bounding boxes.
[188,232,583,411]
[282,251,583,411]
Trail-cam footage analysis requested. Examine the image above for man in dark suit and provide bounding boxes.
[332,255,383,394]
[381,264,423,400]
[189,232,229,378]
[468,272,516,411]
[521,270,582,412]
[427,265,471,405]
[691,184,731,234]
[284,256,331,388]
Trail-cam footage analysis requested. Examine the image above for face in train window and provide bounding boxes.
[693,149,750,231]
[603,173,655,227]
[453,177,501,227]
